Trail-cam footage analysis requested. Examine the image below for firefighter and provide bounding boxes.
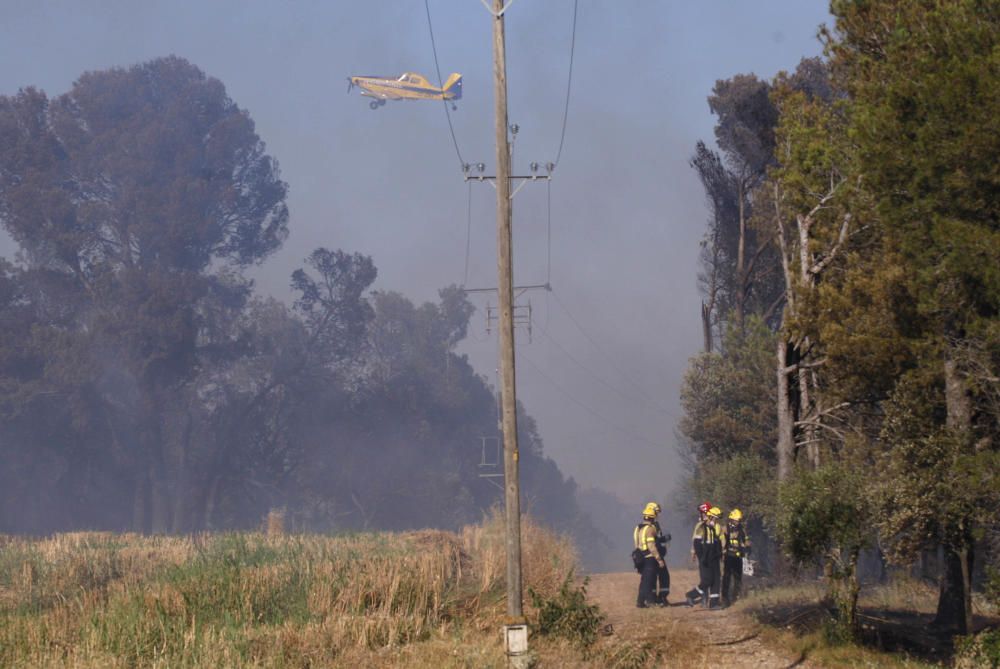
[686,506,724,608]
[634,502,666,608]
[722,508,751,607]
[688,501,711,565]
[685,501,710,603]
[653,509,672,604]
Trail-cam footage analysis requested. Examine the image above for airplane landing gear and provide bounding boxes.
[369,100,379,110]
[451,103,458,111]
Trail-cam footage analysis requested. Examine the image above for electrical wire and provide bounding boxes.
[518,352,665,450]
[549,288,675,414]
[531,315,675,417]
[553,0,578,167]
[424,0,466,169]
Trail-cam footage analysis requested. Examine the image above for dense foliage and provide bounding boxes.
[680,0,1000,640]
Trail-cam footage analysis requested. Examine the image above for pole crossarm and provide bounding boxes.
[461,283,551,295]
[465,174,550,199]
[464,175,551,180]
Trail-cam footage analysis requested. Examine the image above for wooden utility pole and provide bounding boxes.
[492,0,524,624]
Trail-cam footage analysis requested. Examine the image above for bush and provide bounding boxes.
[528,572,605,649]
[774,463,872,641]
[956,629,1000,669]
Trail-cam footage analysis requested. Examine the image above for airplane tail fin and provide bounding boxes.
[443,73,462,100]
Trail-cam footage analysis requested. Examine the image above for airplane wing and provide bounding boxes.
[360,88,404,100]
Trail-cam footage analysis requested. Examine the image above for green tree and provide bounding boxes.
[0,57,289,532]
[680,316,776,462]
[775,463,872,639]
[824,0,1000,633]
[692,74,784,347]
[765,58,858,479]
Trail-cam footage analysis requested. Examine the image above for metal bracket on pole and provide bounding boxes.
[479,0,518,17]
[478,436,504,490]
[485,302,533,342]
[461,283,551,298]
[464,174,550,199]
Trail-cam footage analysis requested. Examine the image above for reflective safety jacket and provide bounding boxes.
[692,520,723,563]
[652,520,669,558]
[634,521,660,558]
[724,523,750,558]
[690,520,707,556]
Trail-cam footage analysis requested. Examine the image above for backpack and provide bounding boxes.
[631,547,645,572]
[631,522,650,572]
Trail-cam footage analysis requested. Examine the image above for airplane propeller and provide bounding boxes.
[346,78,354,94]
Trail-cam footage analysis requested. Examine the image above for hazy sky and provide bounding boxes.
[0,1,830,509]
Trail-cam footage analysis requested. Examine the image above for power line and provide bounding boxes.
[553,0,578,167]
[424,0,465,169]
[549,288,674,413]
[531,315,675,417]
[519,351,665,450]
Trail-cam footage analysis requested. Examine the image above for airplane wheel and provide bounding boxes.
[369,101,379,110]
[451,104,458,111]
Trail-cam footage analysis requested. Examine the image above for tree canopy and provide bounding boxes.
[0,57,601,562]
[679,1,1000,638]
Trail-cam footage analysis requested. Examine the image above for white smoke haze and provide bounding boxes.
[0,1,830,510]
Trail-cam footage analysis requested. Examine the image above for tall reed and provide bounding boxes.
[0,512,577,668]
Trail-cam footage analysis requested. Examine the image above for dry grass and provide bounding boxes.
[0,510,578,668]
[738,578,951,668]
[859,575,939,615]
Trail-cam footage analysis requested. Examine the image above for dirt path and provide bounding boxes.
[587,570,808,668]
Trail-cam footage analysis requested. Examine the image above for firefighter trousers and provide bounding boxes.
[637,556,659,607]
[722,555,743,606]
[656,562,670,604]
[698,557,721,608]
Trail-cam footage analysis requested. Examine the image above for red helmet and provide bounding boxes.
[698,502,711,514]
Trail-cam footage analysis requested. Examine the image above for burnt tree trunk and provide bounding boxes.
[934,541,973,634]
[701,301,713,353]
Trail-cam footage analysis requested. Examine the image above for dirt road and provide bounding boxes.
[587,569,807,668]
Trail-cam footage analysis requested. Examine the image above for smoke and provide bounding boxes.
[0,1,831,518]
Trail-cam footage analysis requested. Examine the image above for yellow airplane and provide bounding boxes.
[347,72,462,110]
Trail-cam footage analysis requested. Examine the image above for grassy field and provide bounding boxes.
[9,517,993,669]
[0,512,581,668]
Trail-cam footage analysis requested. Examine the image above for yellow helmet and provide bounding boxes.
[707,506,722,518]
[642,502,661,518]
[729,509,743,521]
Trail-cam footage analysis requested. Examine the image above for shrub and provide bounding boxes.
[528,572,605,649]
[774,463,872,641]
[956,629,1000,669]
